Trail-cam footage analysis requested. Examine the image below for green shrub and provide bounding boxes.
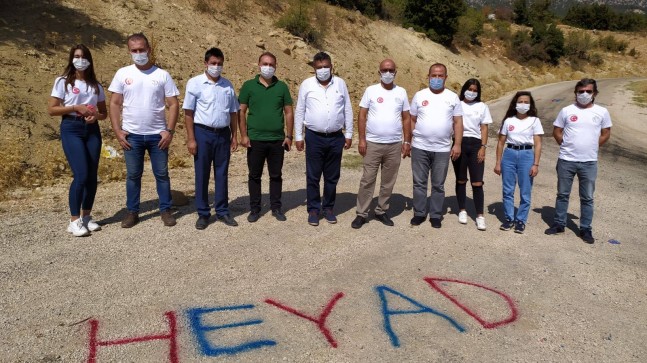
[277,3,323,47]
[455,8,485,46]
[597,35,628,54]
[403,0,467,47]
[589,52,603,66]
[565,30,594,60]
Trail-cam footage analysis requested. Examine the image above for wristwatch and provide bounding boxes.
[166,128,175,135]
[285,135,293,140]
[481,144,487,148]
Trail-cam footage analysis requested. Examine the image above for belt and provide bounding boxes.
[307,128,343,137]
[507,144,533,150]
[195,123,229,132]
[62,115,86,122]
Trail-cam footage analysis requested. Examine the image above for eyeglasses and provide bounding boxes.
[577,90,594,94]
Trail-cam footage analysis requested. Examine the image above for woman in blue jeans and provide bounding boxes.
[493,91,543,234]
[47,44,107,237]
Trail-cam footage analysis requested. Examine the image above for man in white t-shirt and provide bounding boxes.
[409,63,463,228]
[108,33,180,228]
[545,78,612,244]
[351,59,411,229]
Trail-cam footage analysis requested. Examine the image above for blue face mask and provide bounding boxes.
[429,77,444,90]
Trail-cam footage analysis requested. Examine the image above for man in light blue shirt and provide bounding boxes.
[183,47,239,230]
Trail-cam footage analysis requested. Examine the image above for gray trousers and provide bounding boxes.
[411,146,450,219]
[356,141,402,217]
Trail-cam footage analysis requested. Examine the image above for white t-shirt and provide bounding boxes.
[359,84,410,143]
[410,88,463,152]
[108,65,180,135]
[500,116,544,145]
[50,77,105,116]
[461,101,492,139]
[553,103,612,162]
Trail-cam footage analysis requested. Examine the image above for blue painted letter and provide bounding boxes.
[375,285,465,347]
[187,305,276,356]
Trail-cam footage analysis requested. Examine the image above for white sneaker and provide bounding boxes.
[82,215,101,231]
[67,218,90,237]
[458,211,468,224]
[476,216,486,231]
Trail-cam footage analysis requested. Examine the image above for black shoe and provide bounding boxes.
[410,216,425,226]
[375,213,394,226]
[500,219,515,231]
[351,216,367,229]
[514,220,526,234]
[430,218,442,228]
[272,209,287,221]
[580,229,595,244]
[545,223,565,235]
[195,216,209,230]
[247,211,260,223]
[218,214,238,227]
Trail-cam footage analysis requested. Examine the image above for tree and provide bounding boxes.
[513,0,530,26]
[403,0,468,47]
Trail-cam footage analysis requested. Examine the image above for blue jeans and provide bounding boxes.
[60,116,102,216]
[501,148,534,223]
[411,147,450,219]
[305,128,345,212]
[194,126,231,218]
[554,159,597,231]
[123,133,172,213]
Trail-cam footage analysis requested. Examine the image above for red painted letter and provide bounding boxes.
[265,292,344,348]
[87,311,179,363]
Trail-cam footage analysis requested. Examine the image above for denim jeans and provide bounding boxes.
[554,159,597,230]
[501,148,534,223]
[60,116,102,216]
[411,147,450,219]
[123,133,172,213]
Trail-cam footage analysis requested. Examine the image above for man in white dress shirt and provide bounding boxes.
[294,52,353,226]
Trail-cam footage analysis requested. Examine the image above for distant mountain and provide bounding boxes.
[467,0,647,16]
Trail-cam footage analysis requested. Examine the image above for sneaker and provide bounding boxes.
[375,213,394,226]
[514,221,526,234]
[67,218,90,237]
[160,210,176,227]
[580,229,595,244]
[545,224,565,235]
[308,210,319,226]
[458,211,468,224]
[430,218,442,228]
[247,211,260,223]
[121,212,139,228]
[500,219,514,231]
[351,216,367,229]
[218,214,238,227]
[271,209,287,222]
[476,216,486,231]
[410,216,426,226]
[323,209,337,224]
[195,216,209,230]
[82,215,101,232]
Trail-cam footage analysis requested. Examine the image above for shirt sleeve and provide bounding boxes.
[602,108,612,128]
[553,108,566,128]
[108,70,123,94]
[452,96,463,116]
[481,104,492,125]
[342,81,353,139]
[358,88,370,109]
[238,81,249,106]
[282,82,293,106]
[50,77,66,99]
[410,93,418,117]
[182,79,197,111]
[164,73,180,97]
[533,117,545,135]
[401,89,410,112]
[294,81,307,142]
[229,88,240,113]
[500,118,509,135]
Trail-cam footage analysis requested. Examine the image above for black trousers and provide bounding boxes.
[247,140,284,212]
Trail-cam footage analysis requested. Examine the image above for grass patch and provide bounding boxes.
[342,153,363,169]
[628,81,647,108]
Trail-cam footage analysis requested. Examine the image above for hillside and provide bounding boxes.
[467,0,647,14]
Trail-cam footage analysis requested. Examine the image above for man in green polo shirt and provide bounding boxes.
[239,51,294,223]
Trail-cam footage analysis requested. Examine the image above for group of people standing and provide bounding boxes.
[48,33,611,244]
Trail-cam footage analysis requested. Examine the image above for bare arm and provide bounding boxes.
[493,133,506,175]
[401,110,412,158]
[357,107,368,156]
[109,93,130,150]
[238,104,250,148]
[477,124,488,163]
[530,134,542,177]
[158,96,179,149]
[283,105,294,151]
[450,115,463,161]
[230,112,238,152]
[599,127,611,146]
[184,109,196,155]
[553,126,564,145]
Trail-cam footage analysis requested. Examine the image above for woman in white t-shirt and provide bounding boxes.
[452,79,492,231]
[47,44,107,237]
[494,91,544,234]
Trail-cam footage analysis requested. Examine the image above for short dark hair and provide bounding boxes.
[429,63,447,76]
[574,78,598,94]
[205,47,225,62]
[258,51,277,64]
[313,52,332,64]
[459,78,482,102]
[127,32,149,48]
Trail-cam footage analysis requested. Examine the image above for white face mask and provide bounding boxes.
[516,103,531,114]
[464,90,478,101]
[260,65,275,79]
[315,67,331,82]
[72,58,91,71]
[131,52,149,66]
[576,92,593,106]
[380,71,395,85]
[207,65,222,78]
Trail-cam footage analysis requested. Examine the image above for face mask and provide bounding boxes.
[316,68,331,82]
[380,71,395,85]
[260,66,275,79]
[464,90,478,101]
[516,103,531,114]
[576,92,593,106]
[429,77,444,91]
[207,65,222,78]
[73,58,91,71]
[131,52,149,66]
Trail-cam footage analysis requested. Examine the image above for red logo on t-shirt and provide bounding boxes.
[569,115,578,122]
[508,125,515,131]
[72,87,80,94]
[125,78,133,85]
[422,100,429,106]
[377,97,384,103]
